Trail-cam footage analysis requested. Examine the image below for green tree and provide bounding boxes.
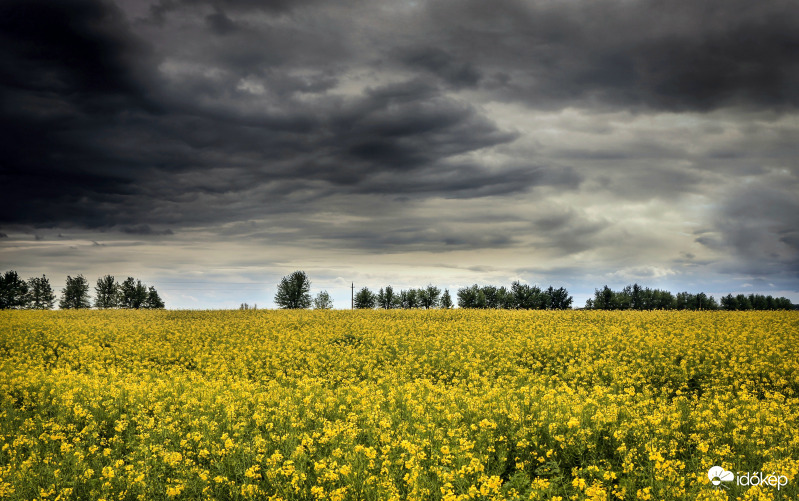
[0,270,29,309]
[457,284,486,308]
[694,292,717,310]
[377,285,396,309]
[592,286,615,310]
[749,294,768,310]
[481,285,500,308]
[274,271,312,309]
[313,290,333,310]
[650,289,675,309]
[59,275,91,309]
[511,281,538,309]
[94,275,119,308]
[398,289,414,309]
[145,286,165,309]
[401,289,412,309]
[26,275,55,309]
[547,286,573,309]
[735,294,751,310]
[354,287,376,309]
[497,286,515,309]
[440,289,453,309]
[675,292,694,310]
[119,277,148,309]
[720,294,737,310]
[418,285,441,309]
[617,285,633,309]
[630,283,643,310]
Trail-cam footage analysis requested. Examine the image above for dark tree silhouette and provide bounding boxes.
[0,270,29,309]
[419,285,441,309]
[377,285,396,309]
[59,275,91,309]
[145,286,165,309]
[27,275,55,309]
[313,291,333,310]
[274,271,312,309]
[119,277,148,309]
[440,289,453,309]
[94,275,119,308]
[354,287,376,309]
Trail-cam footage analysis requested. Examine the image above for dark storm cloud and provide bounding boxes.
[355,163,580,199]
[527,210,612,256]
[204,9,240,36]
[304,225,518,252]
[704,179,799,277]
[396,46,482,89]
[1,0,798,290]
[427,0,799,111]
[0,0,157,108]
[0,0,161,227]
[120,224,174,236]
[1,0,537,230]
[147,0,322,23]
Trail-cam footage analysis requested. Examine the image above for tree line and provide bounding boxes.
[585,284,794,310]
[719,293,793,311]
[456,282,573,309]
[318,280,573,310]
[0,270,165,310]
[353,284,452,309]
[5,268,795,311]
[276,272,794,311]
[275,271,574,310]
[273,271,335,310]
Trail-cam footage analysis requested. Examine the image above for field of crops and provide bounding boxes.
[1,310,798,500]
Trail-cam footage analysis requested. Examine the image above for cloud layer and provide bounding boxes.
[1,0,797,306]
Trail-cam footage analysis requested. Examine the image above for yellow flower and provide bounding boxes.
[166,484,184,497]
[2,309,797,501]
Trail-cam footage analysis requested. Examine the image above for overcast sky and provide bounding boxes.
[1,0,798,308]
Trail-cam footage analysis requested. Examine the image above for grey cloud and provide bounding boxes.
[602,166,708,201]
[700,179,799,277]
[1,3,525,229]
[233,228,516,254]
[322,227,517,252]
[0,0,159,109]
[0,0,162,227]
[531,212,574,232]
[694,236,724,251]
[120,224,174,235]
[422,0,799,111]
[147,0,324,23]
[396,46,482,89]
[374,164,580,199]
[1,0,798,302]
[6,0,797,231]
[533,216,611,256]
[205,9,239,35]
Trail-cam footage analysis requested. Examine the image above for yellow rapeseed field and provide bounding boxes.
[1,310,798,500]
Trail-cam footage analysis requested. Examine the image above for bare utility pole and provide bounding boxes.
[351,282,354,309]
